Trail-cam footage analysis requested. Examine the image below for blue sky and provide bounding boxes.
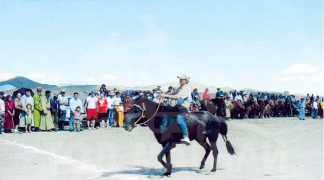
[0,0,322,94]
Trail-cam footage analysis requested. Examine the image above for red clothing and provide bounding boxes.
[97,98,108,114]
[203,91,211,101]
[87,109,98,120]
[4,101,15,131]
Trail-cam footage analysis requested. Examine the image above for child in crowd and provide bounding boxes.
[73,107,82,132]
[116,102,124,127]
[25,104,34,133]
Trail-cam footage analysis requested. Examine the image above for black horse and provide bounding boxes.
[123,96,235,176]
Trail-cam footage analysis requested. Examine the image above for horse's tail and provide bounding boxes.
[219,118,235,155]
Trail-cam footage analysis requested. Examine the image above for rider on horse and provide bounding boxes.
[160,74,192,145]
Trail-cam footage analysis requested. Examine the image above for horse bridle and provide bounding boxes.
[132,98,163,126]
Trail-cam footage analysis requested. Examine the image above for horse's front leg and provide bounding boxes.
[158,142,172,176]
[163,151,172,176]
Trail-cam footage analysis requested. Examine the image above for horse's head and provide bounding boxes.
[123,95,159,132]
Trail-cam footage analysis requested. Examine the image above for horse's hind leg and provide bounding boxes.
[198,140,211,169]
[210,141,219,172]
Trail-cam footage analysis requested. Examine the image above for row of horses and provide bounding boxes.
[200,98,314,119]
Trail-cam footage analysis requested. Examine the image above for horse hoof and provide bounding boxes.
[199,165,205,169]
[210,169,216,172]
[162,172,172,177]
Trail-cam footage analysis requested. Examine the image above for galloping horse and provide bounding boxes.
[123,96,235,176]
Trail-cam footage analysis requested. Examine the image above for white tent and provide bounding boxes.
[0,84,16,92]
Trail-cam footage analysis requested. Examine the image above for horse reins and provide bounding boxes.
[133,98,163,126]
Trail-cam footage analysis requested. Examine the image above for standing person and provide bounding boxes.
[106,91,115,128]
[203,88,211,101]
[14,93,24,133]
[73,107,82,132]
[25,104,34,133]
[123,94,134,113]
[311,98,318,119]
[160,74,192,145]
[85,91,98,130]
[33,87,43,131]
[21,89,34,129]
[319,98,324,119]
[4,95,15,133]
[0,92,5,133]
[116,102,124,127]
[97,93,108,128]
[113,92,122,127]
[50,94,59,129]
[297,98,306,120]
[69,92,83,131]
[225,95,232,120]
[57,89,68,131]
[39,90,55,131]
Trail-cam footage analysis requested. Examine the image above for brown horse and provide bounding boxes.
[124,97,235,176]
[200,99,218,115]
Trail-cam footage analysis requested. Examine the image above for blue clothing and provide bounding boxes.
[108,109,115,127]
[69,110,74,130]
[296,101,306,120]
[59,110,66,121]
[312,109,318,119]
[176,106,188,137]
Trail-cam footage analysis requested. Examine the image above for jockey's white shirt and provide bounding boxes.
[171,84,191,109]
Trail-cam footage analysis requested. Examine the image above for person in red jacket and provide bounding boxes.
[97,93,108,128]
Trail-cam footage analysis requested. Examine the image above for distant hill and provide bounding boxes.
[0,76,57,89]
[0,76,307,98]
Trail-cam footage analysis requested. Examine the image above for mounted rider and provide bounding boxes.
[160,74,192,145]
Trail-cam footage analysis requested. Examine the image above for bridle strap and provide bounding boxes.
[133,97,163,126]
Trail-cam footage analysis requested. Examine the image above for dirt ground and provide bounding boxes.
[0,117,322,180]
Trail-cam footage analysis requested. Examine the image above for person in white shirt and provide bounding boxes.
[85,91,98,130]
[69,92,83,131]
[20,89,34,129]
[311,99,318,119]
[107,91,116,128]
[21,89,34,110]
[57,89,69,131]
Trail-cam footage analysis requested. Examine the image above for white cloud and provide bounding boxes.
[279,76,296,82]
[27,73,47,79]
[102,74,117,81]
[85,77,95,82]
[308,72,324,83]
[0,73,14,81]
[281,63,319,74]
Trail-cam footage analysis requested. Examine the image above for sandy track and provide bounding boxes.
[0,118,322,180]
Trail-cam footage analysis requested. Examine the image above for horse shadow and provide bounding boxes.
[101,165,225,178]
